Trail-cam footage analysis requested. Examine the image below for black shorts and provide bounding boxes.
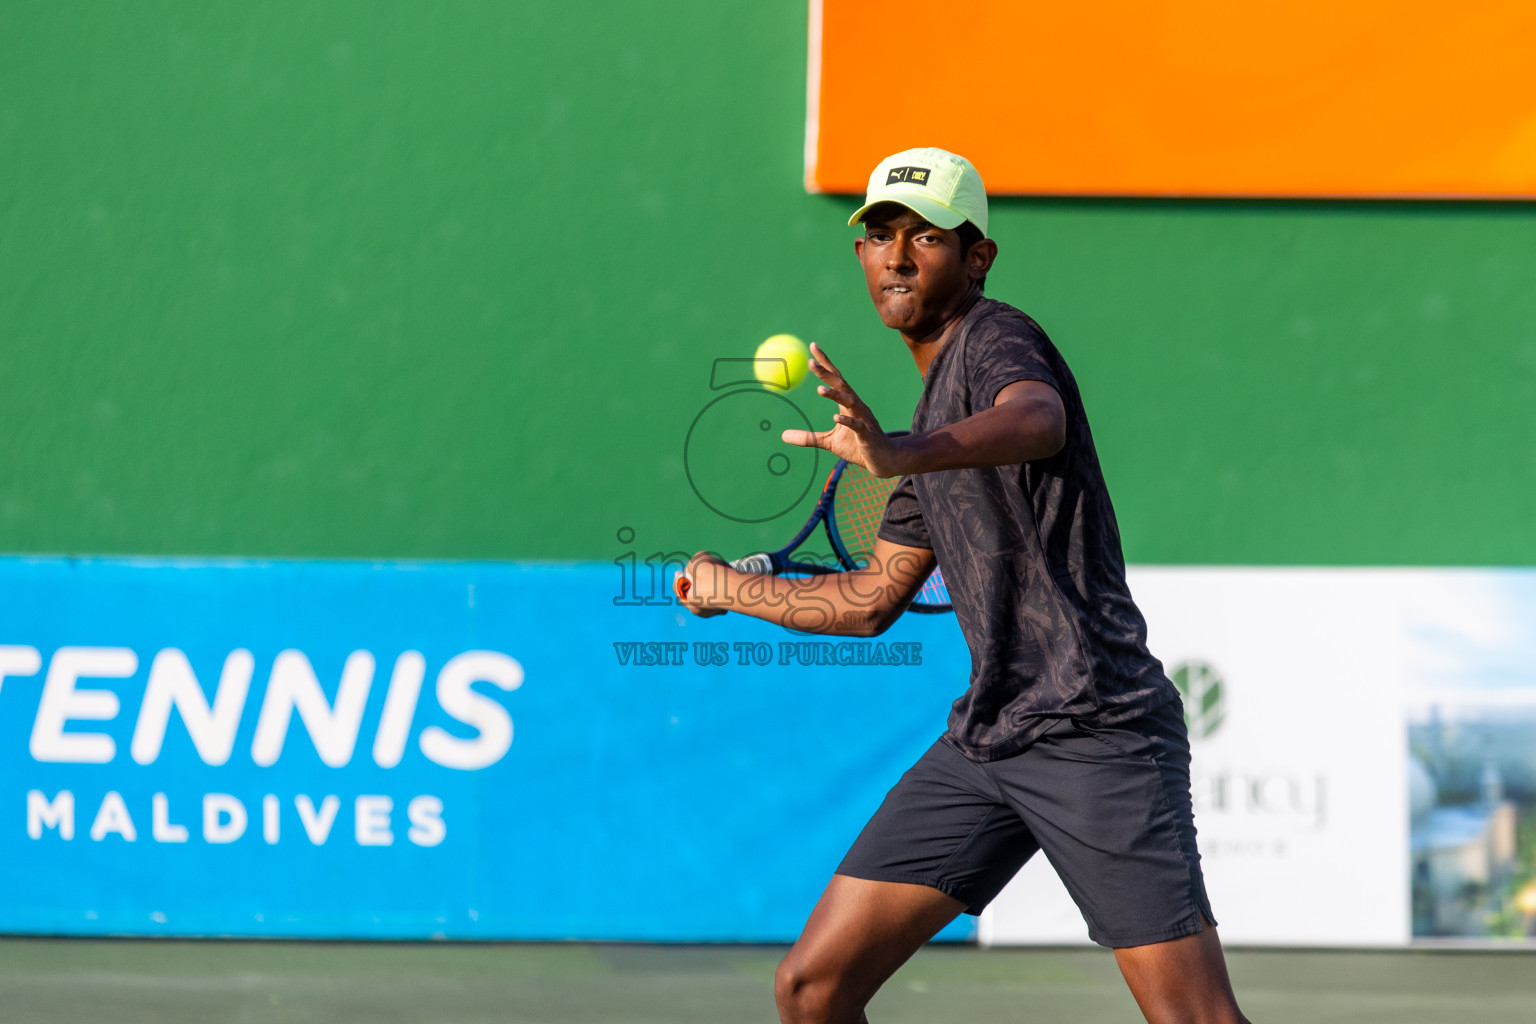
[836,698,1215,949]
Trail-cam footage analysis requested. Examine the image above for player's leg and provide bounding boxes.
[983,700,1250,1023]
[1114,917,1250,1024]
[774,874,963,1024]
[777,737,1038,1024]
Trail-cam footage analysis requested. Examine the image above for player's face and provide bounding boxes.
[854,207,973,336]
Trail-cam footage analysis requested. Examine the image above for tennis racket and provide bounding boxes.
[675,436,951,614]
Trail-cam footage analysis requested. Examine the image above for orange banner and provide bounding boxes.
[806,0,1536,197]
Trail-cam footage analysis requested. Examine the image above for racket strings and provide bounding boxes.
[832,463,951,610]
[831,465,895,566]
[917,568,950,607]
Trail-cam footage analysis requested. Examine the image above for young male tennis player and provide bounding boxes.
[679,147,1250,1024]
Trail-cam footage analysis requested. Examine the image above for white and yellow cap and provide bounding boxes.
[848,147,988,237]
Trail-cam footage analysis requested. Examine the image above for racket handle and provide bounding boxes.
[729,552,775,575]
[677,554,774,605]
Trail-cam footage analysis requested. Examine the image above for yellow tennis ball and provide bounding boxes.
[754,333,810,391]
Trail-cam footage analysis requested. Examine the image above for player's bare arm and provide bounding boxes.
[781,342,1065,477]
[677,540,935,636]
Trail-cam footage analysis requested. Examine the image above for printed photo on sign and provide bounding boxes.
[1405,573,1536,941]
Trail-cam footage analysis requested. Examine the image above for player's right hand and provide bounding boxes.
[677,551,729,617]
[780,342,906,477]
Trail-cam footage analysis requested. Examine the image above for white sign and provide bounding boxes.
[981,568,1413,947]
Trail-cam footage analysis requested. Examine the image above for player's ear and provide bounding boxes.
[967,238,998,281]
[853,235,866,260]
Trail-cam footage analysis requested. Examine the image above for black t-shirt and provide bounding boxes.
[878,297,1176,762]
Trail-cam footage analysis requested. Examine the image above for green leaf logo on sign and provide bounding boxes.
[1171,661,1225,740]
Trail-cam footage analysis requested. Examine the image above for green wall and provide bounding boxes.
[3,1,1534,565]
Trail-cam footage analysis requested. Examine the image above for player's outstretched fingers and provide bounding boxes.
[815,383,856,404]
[832,413,873,435]
[807,342,846,382]
[781,428,830,449]
[805,344,851,389]
[809,344,875,412]
[816,384,873,421]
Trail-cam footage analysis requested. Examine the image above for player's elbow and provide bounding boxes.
[834,601,903,638]
[1028,398,1067,460]
[1038,413,1066,459]
[868,596,919,637]
[996,383,1067,461]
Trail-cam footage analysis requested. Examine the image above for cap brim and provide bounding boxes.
[848,193,967,231]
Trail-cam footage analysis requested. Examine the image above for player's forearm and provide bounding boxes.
[693,566,903,637]
[892,394,1065,475]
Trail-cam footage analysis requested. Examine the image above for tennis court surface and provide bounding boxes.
[2,938,1532,1023]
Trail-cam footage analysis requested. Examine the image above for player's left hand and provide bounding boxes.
[676,551,729,617]
[780,342,904,477]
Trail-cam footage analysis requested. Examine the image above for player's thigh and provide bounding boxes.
[784,738,1035,1002]
[986,702,1215,949]
[779,874,964,1005]
[837,736,1039,912]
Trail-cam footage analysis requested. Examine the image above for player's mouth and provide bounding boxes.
[883,285,912,294]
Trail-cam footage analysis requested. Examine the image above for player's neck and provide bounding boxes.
[902,287,982,377]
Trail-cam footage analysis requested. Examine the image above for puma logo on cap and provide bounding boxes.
[885,166,931,186]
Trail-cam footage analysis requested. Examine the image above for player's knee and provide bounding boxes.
[773,953,842,1023]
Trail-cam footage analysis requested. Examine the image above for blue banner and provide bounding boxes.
[0,556,975,941]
